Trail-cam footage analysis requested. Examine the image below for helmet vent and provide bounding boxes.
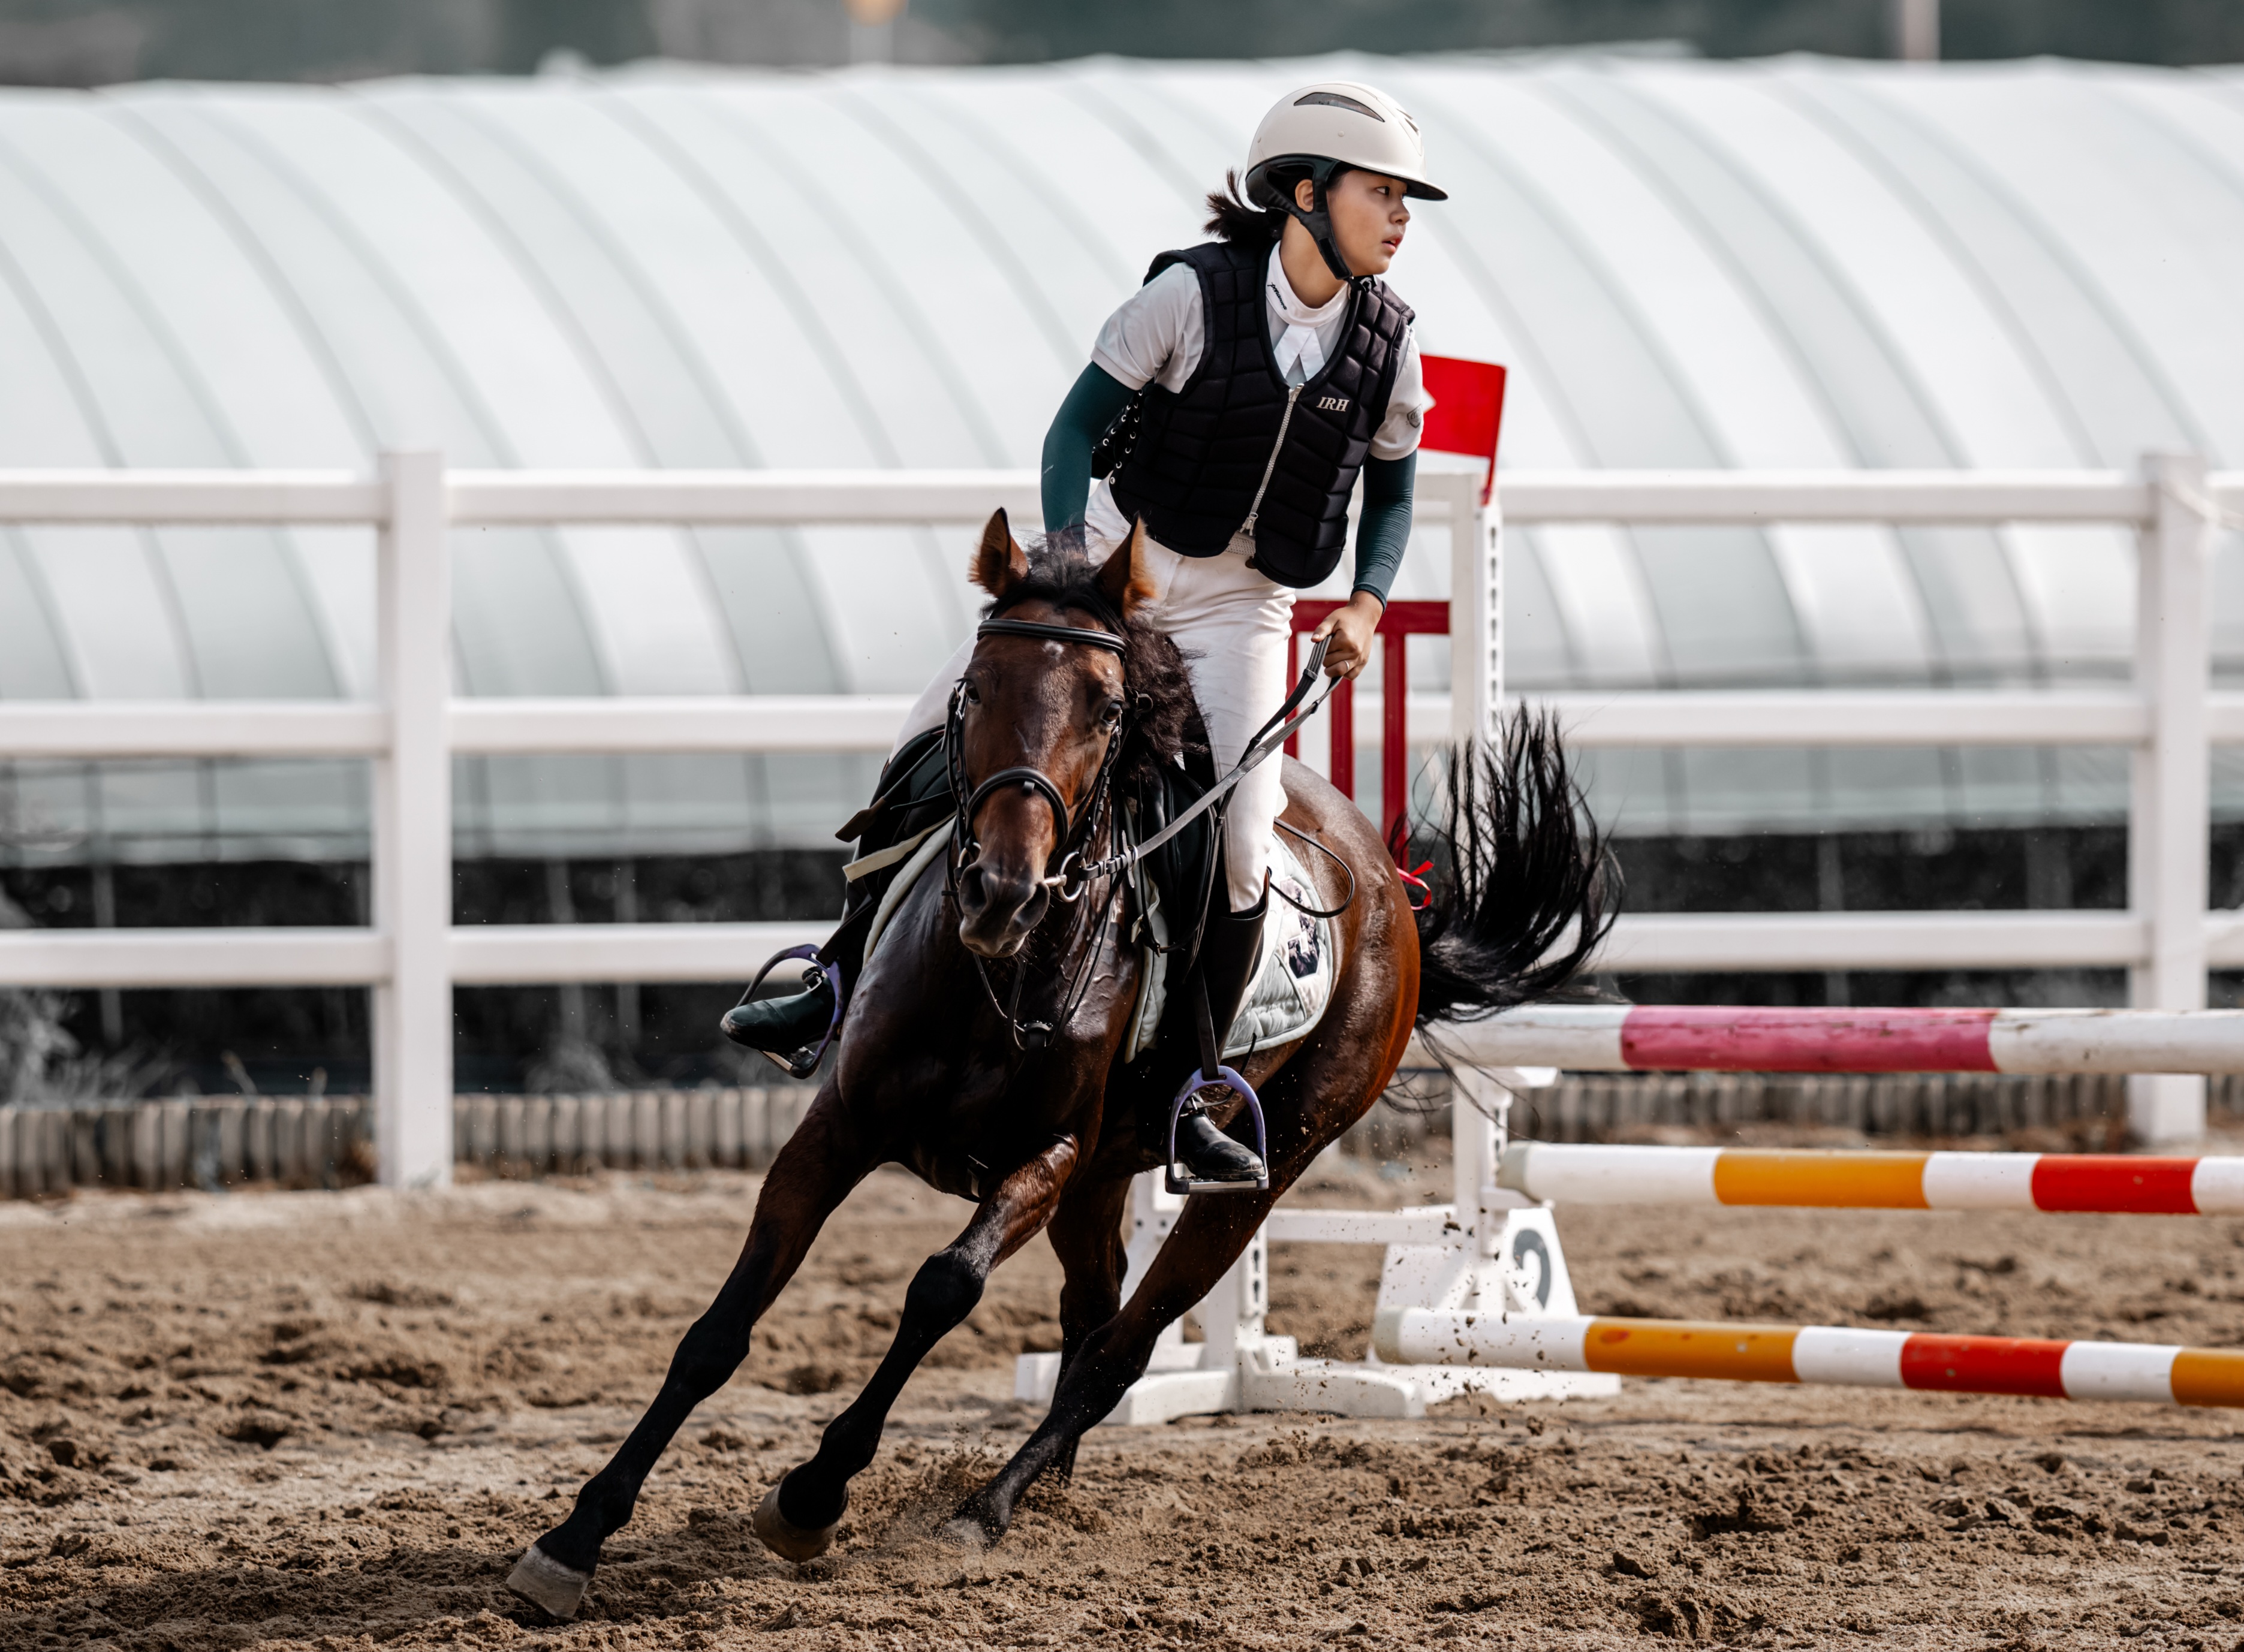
[1294,91,1384,122]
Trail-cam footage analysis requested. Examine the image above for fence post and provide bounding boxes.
[373,450,453,1187]
[1446,469,1499,747]
[2128,453,2212,1145]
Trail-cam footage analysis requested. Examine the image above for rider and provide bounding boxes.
[725,80,1442,1186]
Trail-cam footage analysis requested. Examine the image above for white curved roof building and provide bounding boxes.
[2,52,2242,860]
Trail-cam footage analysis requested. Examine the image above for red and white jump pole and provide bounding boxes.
[1498,1144,2244,1213]
[1451,1005,2244,1075]
[1372,1312,2244,1410]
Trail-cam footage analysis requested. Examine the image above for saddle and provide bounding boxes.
[837,729,953,879]
[822,728,956,970]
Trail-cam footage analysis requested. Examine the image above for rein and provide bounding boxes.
[942,613,1347,1051]
[1071,635,1342,886]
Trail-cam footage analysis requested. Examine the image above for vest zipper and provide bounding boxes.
[1239,383,1303,540]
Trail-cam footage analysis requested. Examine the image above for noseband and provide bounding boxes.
[943,611,1133,1050]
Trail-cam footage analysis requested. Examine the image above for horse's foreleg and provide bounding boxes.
[508,1099,869,1618]
[757,1134,1080,1560]
[947,1186,1273,1547]
[1039,1172,1131,1485]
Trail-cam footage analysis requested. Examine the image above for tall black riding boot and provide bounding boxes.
[1172,888,1270,1186]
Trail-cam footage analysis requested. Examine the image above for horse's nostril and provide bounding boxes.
[959,866,1036,930]
[959,863,991,912]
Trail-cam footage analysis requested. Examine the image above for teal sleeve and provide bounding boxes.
[1040,364,1137,533]
[1351,453,1417,607]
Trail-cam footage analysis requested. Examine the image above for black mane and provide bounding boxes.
[985,530,1203,792]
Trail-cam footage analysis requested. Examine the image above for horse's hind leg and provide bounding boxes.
[945,1184,1273,1548]
[1039,1171,1131,1485]
[508,1097,869,1620]
[756,1135,1079,1561]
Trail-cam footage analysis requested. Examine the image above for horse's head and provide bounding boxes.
[951,510,1155,958]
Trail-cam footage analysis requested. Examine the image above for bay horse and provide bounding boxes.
[507,513,1611,1618]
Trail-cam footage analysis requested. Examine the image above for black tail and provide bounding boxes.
[1405,713,1619,1028]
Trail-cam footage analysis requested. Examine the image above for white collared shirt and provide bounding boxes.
[1266,249,1344,385]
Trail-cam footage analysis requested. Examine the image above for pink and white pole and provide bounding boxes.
[1449,1006,2244,1076]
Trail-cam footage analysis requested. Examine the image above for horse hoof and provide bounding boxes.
[506,1544,592,1621]
[751,1484,844,1563]
[937,1514,992,1552]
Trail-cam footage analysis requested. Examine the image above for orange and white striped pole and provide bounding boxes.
[1372,1311,2244,1409]
[1497,1144,2244,1213]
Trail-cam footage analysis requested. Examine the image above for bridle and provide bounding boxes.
[943,611,1135,1050]
[939,608,1350,1051]
[945,614,1133,900]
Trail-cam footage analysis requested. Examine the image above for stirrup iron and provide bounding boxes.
[1164,1065,1270,1195]
[727,943,842,1081]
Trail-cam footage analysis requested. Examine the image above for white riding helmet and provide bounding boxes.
[1243,81,1445,281]
[1245,82,1447,203]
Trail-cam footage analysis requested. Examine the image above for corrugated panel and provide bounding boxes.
[2,55,2242,857]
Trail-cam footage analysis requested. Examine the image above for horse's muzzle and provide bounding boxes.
[956,857,1049,958]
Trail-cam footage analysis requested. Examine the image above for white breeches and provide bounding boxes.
[894,539,1294,912]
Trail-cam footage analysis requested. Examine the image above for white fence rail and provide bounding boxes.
[1,456,2237,1177]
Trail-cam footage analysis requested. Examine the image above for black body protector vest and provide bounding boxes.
[1106,241,1415,590]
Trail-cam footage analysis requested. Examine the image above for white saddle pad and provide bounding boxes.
[1123,833,1339,1063]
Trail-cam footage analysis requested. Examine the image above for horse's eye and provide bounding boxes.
[963,680,981,706]
[1100,700,1124,728]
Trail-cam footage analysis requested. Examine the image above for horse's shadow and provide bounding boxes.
[12,1524,831,1642]
[22,1466,1040,1645]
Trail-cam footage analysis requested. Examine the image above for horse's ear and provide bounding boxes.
[971,509,1031,598]
[1095,518,1156,619]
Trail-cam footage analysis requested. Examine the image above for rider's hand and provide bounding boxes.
[1311,591,1384,682]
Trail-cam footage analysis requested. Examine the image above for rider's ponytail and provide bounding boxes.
[1204,168,1287,247]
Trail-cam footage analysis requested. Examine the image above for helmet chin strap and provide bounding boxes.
[1281,160,1360,285]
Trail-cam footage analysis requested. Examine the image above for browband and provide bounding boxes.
[977,616,1127,655]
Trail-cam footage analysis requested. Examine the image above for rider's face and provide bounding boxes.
[1297,169,1410,277]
